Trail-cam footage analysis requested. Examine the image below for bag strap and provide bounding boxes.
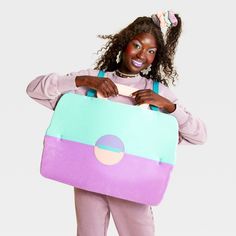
[150,81,159,111]
[86,70,159,111]
[86,70,105,97]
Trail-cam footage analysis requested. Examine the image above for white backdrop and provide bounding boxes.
[1,0,235,235]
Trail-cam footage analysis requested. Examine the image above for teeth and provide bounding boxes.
[132,60,143,67]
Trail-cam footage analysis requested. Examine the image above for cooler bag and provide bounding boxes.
[41,71,178,205]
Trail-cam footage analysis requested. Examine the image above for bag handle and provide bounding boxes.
[86,70,159,111]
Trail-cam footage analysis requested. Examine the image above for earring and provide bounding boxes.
[141,65,152,75]
[116,51,122,64]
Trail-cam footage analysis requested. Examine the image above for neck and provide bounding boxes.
[115,69,139,78]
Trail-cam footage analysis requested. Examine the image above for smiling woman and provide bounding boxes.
[119,33,157,75]
[26,10,207,236]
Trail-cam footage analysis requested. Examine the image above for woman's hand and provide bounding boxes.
[132,89,176,113]
[75,76,118,97]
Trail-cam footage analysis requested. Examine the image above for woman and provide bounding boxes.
[27,11,207,236]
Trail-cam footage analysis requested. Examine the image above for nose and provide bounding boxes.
[137,49,146,60]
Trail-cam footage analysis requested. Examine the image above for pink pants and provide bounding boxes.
[74,188,155,236]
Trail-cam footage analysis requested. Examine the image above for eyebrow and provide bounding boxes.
[132,39,157,49]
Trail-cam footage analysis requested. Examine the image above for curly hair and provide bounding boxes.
[94,15,182,86]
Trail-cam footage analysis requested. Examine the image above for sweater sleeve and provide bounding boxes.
[26,70,89,110]
[159,84,207,145]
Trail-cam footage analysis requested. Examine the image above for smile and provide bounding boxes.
[131,59,144,68]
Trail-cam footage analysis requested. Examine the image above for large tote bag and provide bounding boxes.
[41,71,178,205]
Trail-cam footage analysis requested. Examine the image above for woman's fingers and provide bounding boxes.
[132,90,146,97]
[134,95,154,105]
[98,78,118,97]
[132,89,153,97]
[104,79,118,97]
[132,89,154,104]
[107,79,119,95]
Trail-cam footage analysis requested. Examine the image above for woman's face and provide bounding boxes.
[120,32,157,74]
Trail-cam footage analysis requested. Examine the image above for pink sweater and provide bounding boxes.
[26,69,207,145]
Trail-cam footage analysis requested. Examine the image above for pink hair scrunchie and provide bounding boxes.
[163,11,172,27]
[151,14,160,27]
[168,11,178,27]
[152,10,178,29]
[157,11,166,28]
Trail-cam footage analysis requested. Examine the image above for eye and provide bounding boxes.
[133,42,141,49]
[148,49,157,54]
